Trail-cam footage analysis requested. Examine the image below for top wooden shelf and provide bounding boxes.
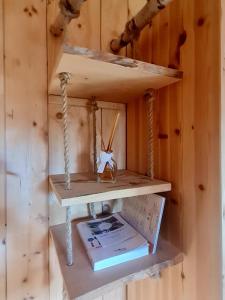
[48,45,182,102]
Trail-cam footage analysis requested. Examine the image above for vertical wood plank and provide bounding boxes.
[181,1,196,299]
[221,0,225,298]
[193,1,221,299]
[101,0,128,54]
[4,1,48,299]
[66,0,101,50]
[128,1,222,300]
[0,0,6,298]
[49,235,64,300]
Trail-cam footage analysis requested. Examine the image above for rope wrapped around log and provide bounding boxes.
[110,0,173,53]
[50,0,87,36]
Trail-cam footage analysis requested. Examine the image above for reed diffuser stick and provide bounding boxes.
[106,112,120,151]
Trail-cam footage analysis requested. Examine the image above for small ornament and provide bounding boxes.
[97,112,120,183]
[97,150,117,183]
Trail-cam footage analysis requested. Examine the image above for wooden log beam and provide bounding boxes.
[110,0,173,53]
[50,0,87,36]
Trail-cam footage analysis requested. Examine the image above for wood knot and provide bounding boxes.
[170,198,178,206]
[168,63,177,69]
[198,184,205,191]
[56,112,63,119]
[181,271,185,280]
[197,17,205,26]
[157,0,165,9]
[158,133,168,139]
[174,128,180,136]
[23,6,38,17]
[178,31,187,47]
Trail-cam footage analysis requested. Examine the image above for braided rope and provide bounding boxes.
[59,72,73,266]
[88,98,98,219]
[145,90,155,179]
[59,72,71,190]
[66,206,73,266]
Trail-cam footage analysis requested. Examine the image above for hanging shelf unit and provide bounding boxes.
[48,43,183,300]
[48,44,182,102]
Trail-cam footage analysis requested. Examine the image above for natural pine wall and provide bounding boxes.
[0,1,48,299]
[0,0,223,300]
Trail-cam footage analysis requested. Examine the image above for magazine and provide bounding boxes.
[77,213,149,271]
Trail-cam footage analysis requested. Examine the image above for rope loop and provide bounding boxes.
[59,72,71,87]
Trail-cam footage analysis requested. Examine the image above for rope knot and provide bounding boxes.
[58,72,71,87]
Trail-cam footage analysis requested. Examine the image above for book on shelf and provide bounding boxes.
[77,194,165,271]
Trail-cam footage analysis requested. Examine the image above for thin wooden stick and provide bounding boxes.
[110,0,173,53]
[106,112,120,151]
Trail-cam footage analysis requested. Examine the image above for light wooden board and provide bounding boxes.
[0,0,5,298]
[50,219,183,300]
[50,170,171,207]
[4,1,49,299]
[48,45,182,102]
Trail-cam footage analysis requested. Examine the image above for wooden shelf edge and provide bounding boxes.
[63,45,183,79]
[50,221,183,300]
[48,45,183,102]
[49,171,172,207]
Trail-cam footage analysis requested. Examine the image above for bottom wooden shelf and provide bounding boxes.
[50,220,183,300]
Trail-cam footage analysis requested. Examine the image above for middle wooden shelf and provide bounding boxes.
[49,170,171,207]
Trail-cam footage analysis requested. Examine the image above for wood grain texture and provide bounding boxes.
[222,0,225,298]
[50,220,183,300]
[0,0,6,298]
[127,0,222,300]
[101,0,128,54]
[4,1,48,299]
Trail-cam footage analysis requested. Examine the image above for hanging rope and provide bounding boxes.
[88,97,99,219]
[59,72,71,190]
[58,72,73,266]
[145,89,155,179]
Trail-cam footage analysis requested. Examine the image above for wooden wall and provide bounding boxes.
[0,0,223,300]
[0,0,5,298]
[1,0,49,299]
[222,0,225,297]
[128,1,222,300]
